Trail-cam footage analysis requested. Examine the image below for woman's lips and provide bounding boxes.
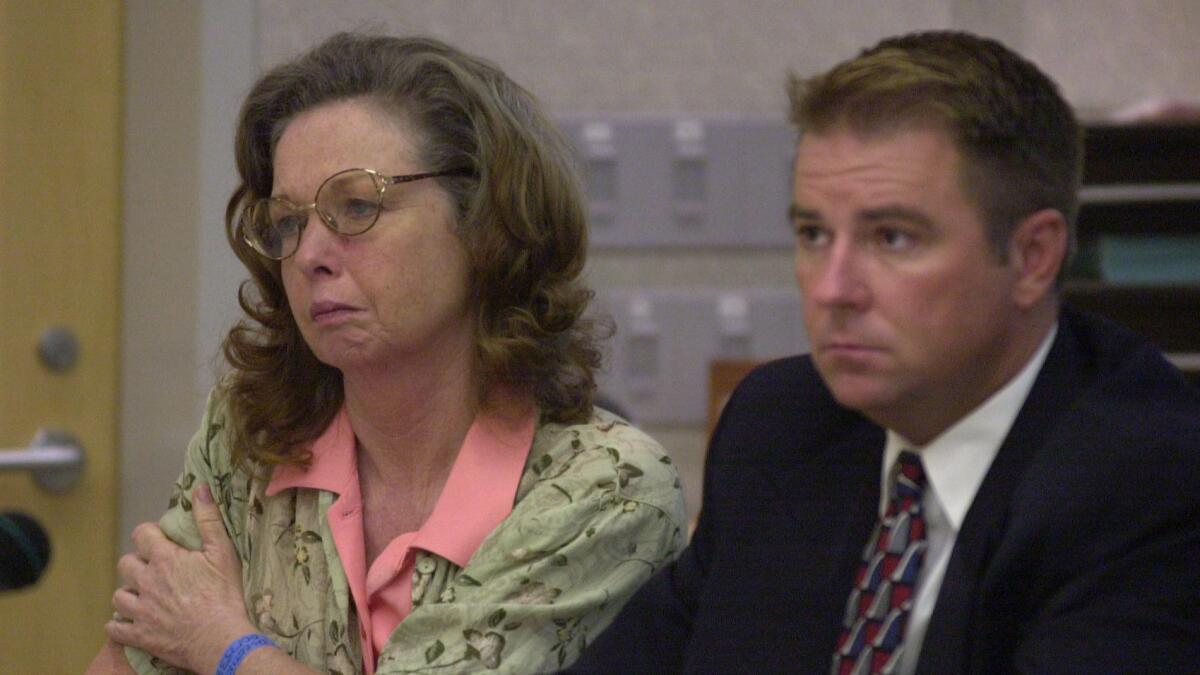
[310,301,359,324]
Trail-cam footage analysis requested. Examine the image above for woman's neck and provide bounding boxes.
[340,335,480,483]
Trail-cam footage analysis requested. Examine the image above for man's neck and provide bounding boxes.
[885,305,1058,446]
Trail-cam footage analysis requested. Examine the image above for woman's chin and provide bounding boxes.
[310,341,383,373]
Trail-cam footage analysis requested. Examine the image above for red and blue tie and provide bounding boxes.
[832,451,928,675]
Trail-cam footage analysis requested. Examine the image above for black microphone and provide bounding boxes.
[0,512,51,591]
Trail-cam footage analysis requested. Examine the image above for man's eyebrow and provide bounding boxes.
[787,204,820,222]
[859,205,934,228]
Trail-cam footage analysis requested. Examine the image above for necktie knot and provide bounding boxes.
[892,451,926,510]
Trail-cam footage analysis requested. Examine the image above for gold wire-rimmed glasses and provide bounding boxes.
[241,167,470,260]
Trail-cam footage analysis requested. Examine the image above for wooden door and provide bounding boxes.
[0,1,122,671]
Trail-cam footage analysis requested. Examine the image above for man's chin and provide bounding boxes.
[818,369,896,416]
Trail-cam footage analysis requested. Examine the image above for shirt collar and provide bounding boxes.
[267,406,357,496]
[264,397,537,569]
[411,403,536,568]
[881,323,1058,528]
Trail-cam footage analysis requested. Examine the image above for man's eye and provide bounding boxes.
[794,224,830,247]
[877,227,916,250]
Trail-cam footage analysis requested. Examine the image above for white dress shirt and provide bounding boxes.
[883,325,1057,674]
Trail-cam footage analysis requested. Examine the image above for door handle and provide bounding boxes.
[0,429,85,493]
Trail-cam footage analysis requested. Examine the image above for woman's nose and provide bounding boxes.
[288,209,341,277]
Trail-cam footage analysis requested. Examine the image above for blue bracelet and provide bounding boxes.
[216,633,276,675]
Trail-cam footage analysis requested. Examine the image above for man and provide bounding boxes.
[571,31,1200,673]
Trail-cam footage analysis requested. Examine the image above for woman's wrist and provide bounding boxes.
[190,621,260,675]
[215,633,277,675]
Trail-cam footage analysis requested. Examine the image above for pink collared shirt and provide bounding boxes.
[266,404,536,674]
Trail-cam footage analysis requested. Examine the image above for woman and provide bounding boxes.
[90,33,685,674]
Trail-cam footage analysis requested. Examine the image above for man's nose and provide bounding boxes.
[807,243,869,309]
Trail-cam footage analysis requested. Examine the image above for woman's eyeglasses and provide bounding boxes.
[241,167,470,260]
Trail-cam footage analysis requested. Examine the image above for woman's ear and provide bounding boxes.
[1008,208,1069,310]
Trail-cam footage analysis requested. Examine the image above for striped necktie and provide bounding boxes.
[832,450,928,675]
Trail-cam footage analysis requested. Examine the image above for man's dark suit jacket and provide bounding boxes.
[570,308,1200,673]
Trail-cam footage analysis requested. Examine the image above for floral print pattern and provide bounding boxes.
[125,388,686,674]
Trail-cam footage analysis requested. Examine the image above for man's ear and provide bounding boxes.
[1008,208,1068,310]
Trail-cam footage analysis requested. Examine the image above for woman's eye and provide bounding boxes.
[340,198,380,220]
[273,214,305,235]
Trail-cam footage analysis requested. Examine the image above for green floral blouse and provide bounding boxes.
[125,389,686,674]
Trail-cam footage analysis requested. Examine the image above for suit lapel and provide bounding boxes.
[918,315,1094,671]
[757,407,884,659]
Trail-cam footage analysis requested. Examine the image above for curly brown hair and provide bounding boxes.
[788,30,1083,263]
[221,33,602,468]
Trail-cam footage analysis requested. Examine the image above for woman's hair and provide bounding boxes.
[222,32,602,468]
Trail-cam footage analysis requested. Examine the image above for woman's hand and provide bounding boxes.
[106,484,254,674]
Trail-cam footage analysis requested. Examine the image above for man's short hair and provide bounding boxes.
[788,30,1083,259]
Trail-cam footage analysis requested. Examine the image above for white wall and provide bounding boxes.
[120,0,1200,548]
[122,0,202,548]
[121,0,257,544]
